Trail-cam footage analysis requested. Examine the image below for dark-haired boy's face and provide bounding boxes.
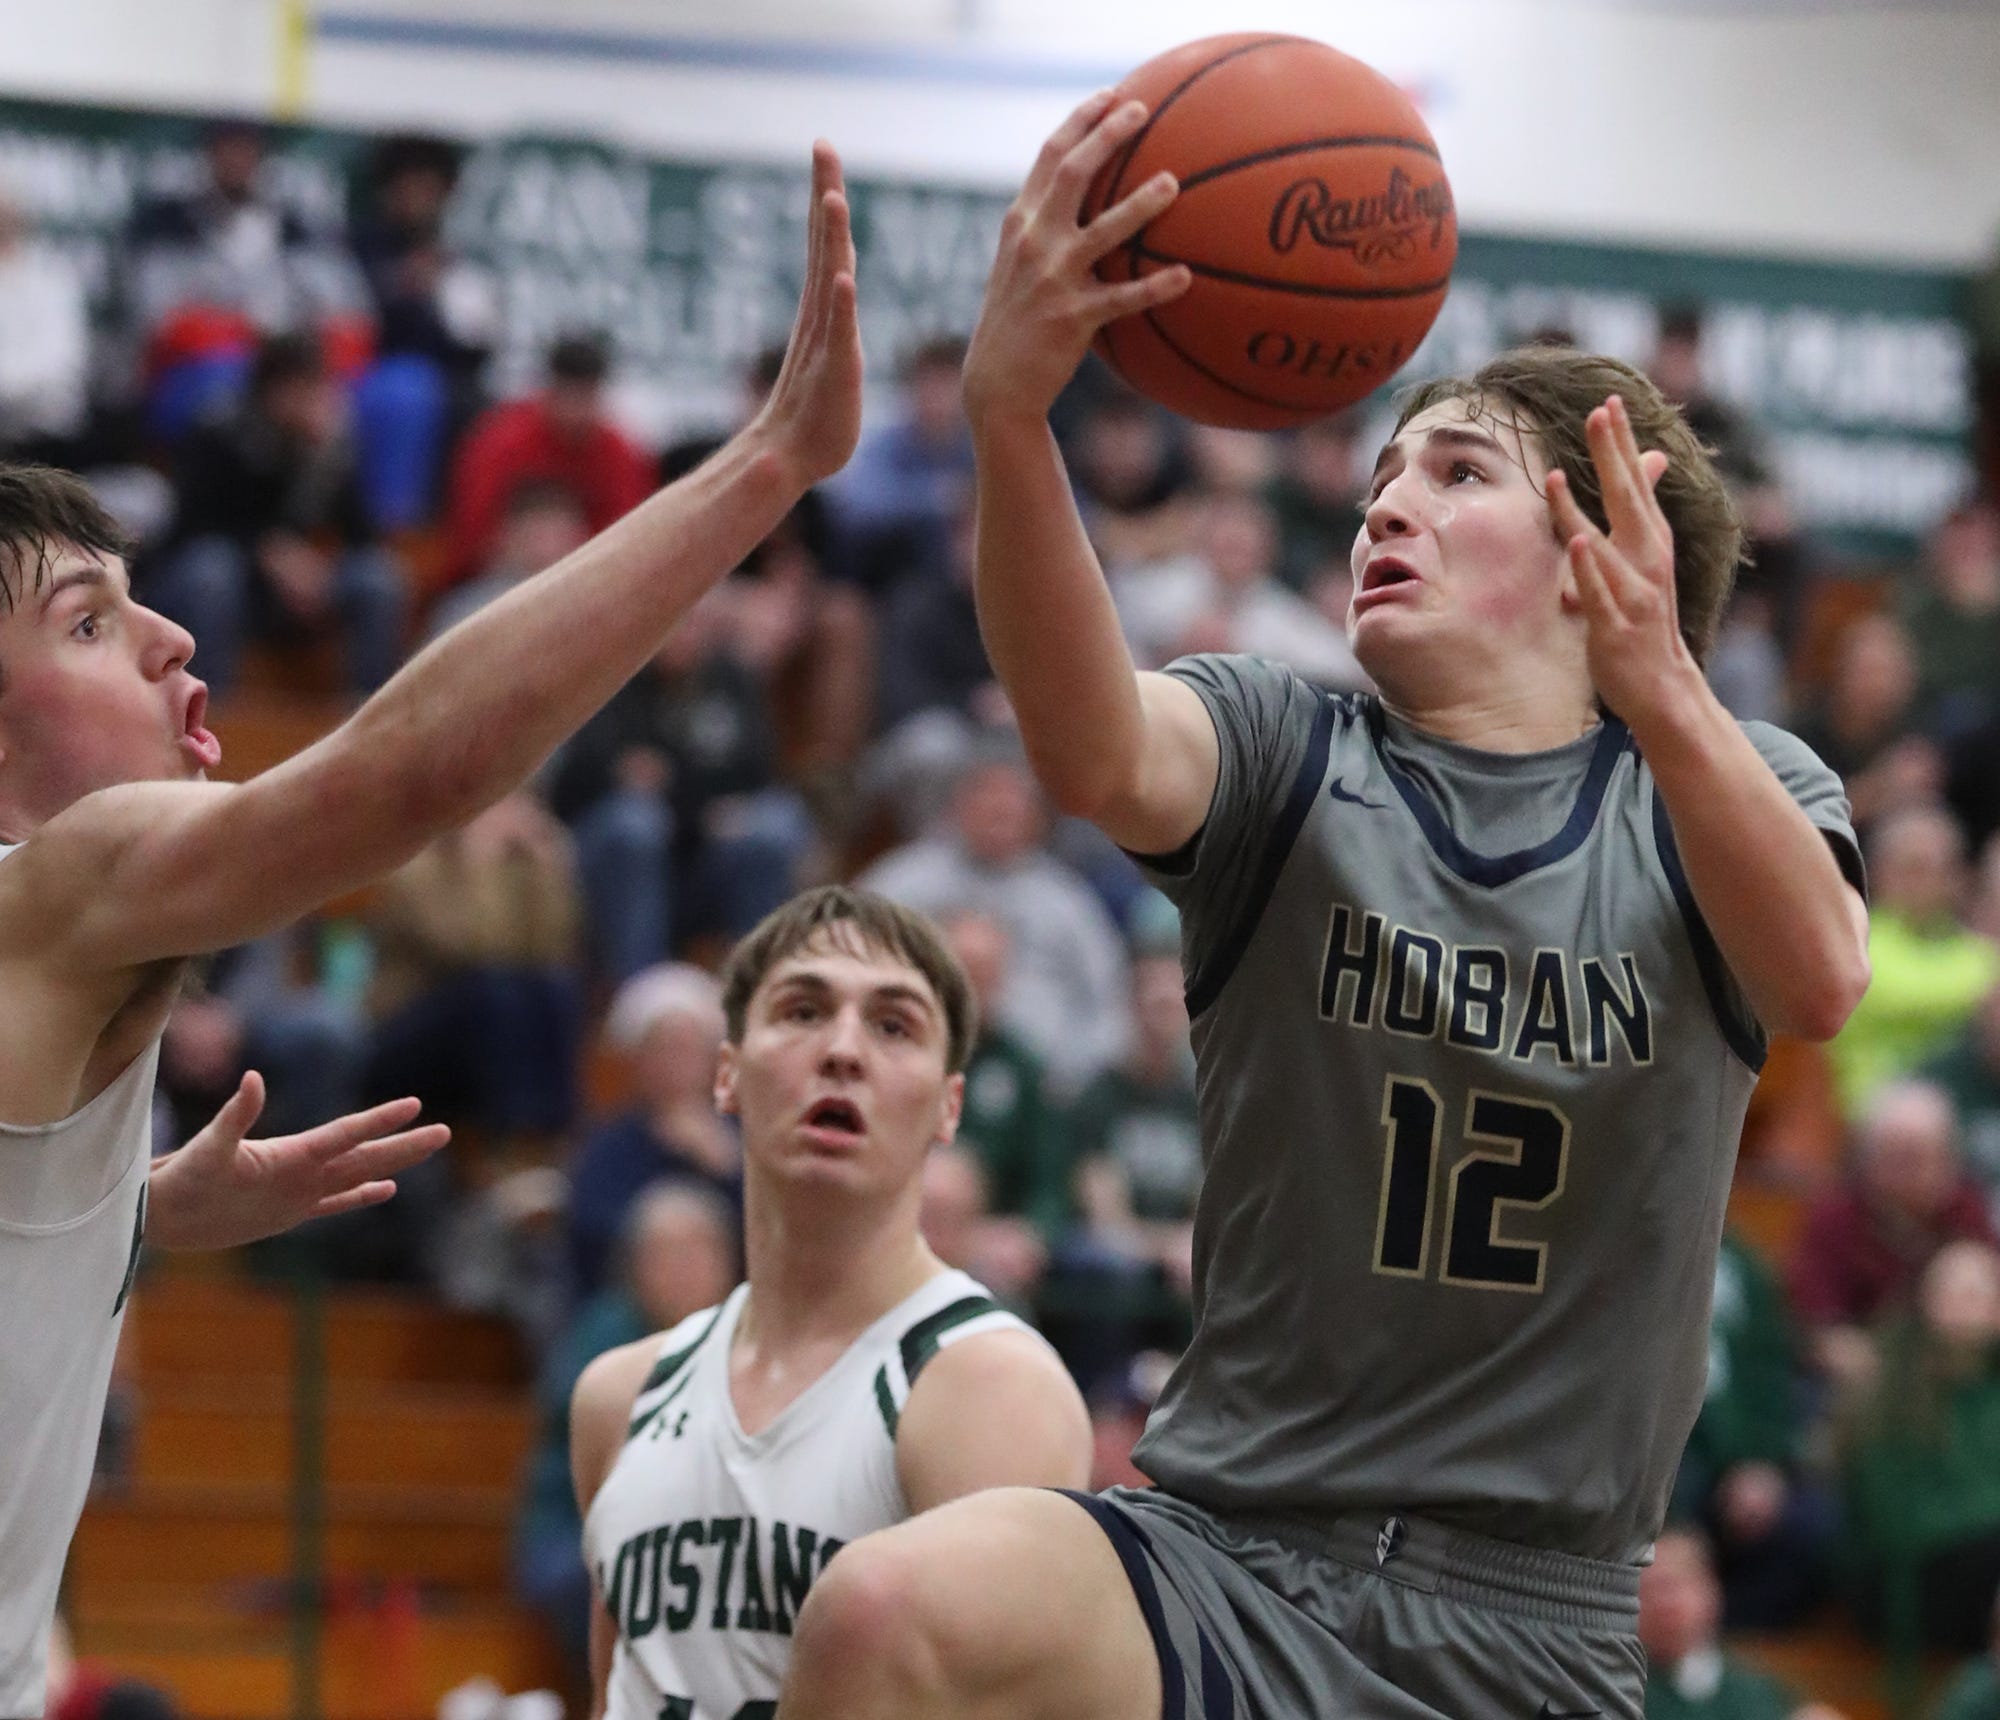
[714,932,962,1206]
[0,550,214,836]
[1350,398,1571,700]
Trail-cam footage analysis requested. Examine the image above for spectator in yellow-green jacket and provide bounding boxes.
[1828,806,1999,1118]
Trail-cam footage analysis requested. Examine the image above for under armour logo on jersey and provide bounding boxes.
[1375,1514,1408,1566]
[1328,778,1388,811]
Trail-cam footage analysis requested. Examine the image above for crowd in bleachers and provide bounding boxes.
[13,114,2000,1720]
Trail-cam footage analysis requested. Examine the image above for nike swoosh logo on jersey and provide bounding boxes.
[1535,1703,1600,1719]
[1327,778,1388,811]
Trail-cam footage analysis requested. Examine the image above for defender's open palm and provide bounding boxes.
[755,142,865,488]
[963,90,1191,424]
[1547,394,1693,730]
[149,1073,449,1252]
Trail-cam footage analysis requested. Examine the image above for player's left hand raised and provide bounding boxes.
[147,1072,450,1252]
[1547,394,1701,731]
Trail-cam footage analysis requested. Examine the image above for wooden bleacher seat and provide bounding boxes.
[70,1269,562,1720]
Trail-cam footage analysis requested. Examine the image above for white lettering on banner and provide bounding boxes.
[1705,306,1969,432]
[1776,434,1974,533]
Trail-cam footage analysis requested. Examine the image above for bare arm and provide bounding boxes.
[35,146,862,975]
[571,1339,659,1720]
[1637,694,1869,1040]
[895,1330,1091,1512]
[1550,396,1868,1042]
[962,93,1216,857]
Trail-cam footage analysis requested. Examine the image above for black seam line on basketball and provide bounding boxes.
[1103,35,1297,287]
[1100,34,1299,218]
[1138,305,1325,414]
[1172,133,1441,196]
[1134,244,1453,301]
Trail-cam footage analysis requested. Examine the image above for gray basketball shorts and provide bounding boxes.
[1058,1488,1645,1720]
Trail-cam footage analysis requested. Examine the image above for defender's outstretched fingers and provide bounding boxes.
[1089,263,1192,325]
[810,191,854,344]
[1080,171,1179,264]
[1023,88,1125,205]
[299,1095,425,1164]
[317,1123,452,1189]
[798,144,844,342]
[310,1181,398,1220]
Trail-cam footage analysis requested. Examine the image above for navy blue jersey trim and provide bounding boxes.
[1651,786,1768,1072]
[1056,1490,1187,1720]
[1197,1625,1237,1720]
[1368,708,1630,888]
[1184,694,1336,1019]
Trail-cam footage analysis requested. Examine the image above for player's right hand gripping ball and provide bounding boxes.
[1085,33,1457,430]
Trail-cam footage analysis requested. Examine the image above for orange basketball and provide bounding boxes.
[1085,34,1457,430]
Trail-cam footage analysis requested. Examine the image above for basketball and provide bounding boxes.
[1085,33,1457,430]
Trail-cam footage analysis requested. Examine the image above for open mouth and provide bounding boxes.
[803,1096,866,1140]
[180,683,222,769]
[1360,556,1420,595]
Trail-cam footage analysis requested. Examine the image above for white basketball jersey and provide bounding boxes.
[0,838,158,1716]
[583,1268,1037,1720]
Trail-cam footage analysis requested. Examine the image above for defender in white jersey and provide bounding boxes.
[0,145,864,1717]
[571,887,1089,1720]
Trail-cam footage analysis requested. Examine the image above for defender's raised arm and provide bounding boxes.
[10,145,860,975]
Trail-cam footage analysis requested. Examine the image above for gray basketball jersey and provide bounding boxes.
[1133,656,1861,1563]
[0,837,158,1717]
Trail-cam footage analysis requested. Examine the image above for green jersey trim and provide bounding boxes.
[627,1305,726,1441]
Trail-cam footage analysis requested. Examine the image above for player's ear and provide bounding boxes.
[713,1041,740,1117]
[934,1070,965,1148]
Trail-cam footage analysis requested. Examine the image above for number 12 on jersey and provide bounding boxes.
[1372,1076,1571,1292]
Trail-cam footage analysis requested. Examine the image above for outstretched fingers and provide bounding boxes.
[1547,469,1644,613]
[1023,88,1125,206]
[309,1182,399,1220]
[296,1095,425,1165]
[1080,170,1178,265]
[1047,99,1150,224]
[210,1069,267,1142]
[315,1123,452,1191]
[797,143,851,345]
[1589,397,1671,558]
[1089,262,1192,325]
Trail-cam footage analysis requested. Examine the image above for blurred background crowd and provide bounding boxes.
[13,114,2000,1720]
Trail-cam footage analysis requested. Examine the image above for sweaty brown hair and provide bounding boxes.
[0,465,134,698]
[0,465,132,616]
[1394,347,1744,665]
[719,886,978,1074]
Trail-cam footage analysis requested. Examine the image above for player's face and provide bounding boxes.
[1348,398,1570,697]
[716,933,964,1204]
[0,550,217,834]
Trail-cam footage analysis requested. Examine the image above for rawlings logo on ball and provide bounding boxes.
[1268,167,1455,264]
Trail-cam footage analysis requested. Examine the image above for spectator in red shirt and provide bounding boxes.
[443,332,652,586]
[1790,1077,1998,1394]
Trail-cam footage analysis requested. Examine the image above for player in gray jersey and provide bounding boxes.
[0,147,861,1718]
[778,94,1871,1720]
